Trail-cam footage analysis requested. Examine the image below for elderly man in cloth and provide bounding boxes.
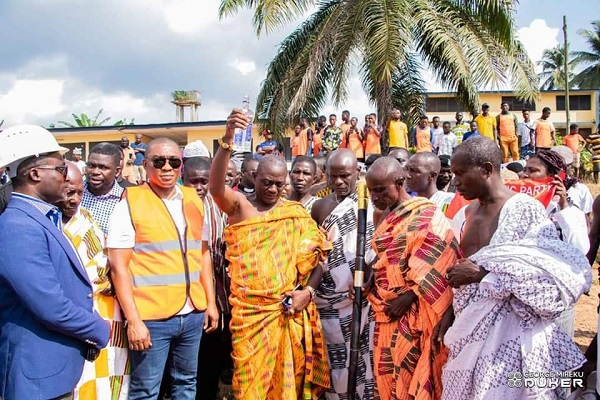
[441,137,591,399]
[311,148,376,400]
[365,157,458,400]
[209,109,331,399]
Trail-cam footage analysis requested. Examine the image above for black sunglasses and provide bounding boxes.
[32,164,69,178]
[146,156,182,169]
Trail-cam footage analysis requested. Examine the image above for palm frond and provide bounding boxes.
[219,0,315,35]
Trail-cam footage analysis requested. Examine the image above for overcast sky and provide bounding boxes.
[0,0,597,127]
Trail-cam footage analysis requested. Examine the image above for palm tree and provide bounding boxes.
[51,109,134,128]
[537,46,576,90]
[572,20,600,89]
[219,0,538,133]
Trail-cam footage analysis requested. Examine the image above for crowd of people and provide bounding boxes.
[0,103,598,400]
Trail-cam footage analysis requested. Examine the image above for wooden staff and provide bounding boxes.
[348,179,369,399]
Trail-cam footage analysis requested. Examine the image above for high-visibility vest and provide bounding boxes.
[127,184,207,320]
[498,114,517,139]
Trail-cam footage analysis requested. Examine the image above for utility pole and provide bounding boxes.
[563,15,570,133]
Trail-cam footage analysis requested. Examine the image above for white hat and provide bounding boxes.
[183,140,210,158]
[550,145,574,166]
[72,147,83,155]
[0,125,69,178]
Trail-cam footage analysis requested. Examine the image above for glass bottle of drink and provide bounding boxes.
[233,95,254,153]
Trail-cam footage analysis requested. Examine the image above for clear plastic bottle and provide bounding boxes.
[233,95,254,153]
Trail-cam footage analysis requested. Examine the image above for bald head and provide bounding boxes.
[64,161,83,185]
[147,137,179,155]
[327,148,357,171]
[452,136,502,172]
[256,154,287,176]
[57,161,85,220]
[388,148,411,164]
[327,148,359,197]
[366,157,404,182]
[410,152,441,174]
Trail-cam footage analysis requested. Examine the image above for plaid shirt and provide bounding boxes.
[81,181,124,235]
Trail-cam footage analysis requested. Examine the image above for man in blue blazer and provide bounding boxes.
[0,125,110,400]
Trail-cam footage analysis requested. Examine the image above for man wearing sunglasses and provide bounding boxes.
[0,125,110,400]
[107,137,218,400]
[209,110,331,399]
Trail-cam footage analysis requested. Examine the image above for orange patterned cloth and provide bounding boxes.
[368,198,458,400]
[224,201,332,399]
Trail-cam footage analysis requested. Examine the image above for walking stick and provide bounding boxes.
[347,180,369,400]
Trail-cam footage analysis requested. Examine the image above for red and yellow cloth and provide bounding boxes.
[368,198,458,400]
[224,201,331,399]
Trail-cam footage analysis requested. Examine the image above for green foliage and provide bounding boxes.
[572,20,600,89]
[50,109,134,128]
[537,45,577,90]
[219,0,539,138]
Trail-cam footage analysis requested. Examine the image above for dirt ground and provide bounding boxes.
[574,182,600,352]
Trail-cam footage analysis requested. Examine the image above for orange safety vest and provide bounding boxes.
[498,114,516,139]
[127,184,207,320]
[415,126,432,152]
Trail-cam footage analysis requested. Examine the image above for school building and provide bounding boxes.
[49,89,599,161]
[425,89,599,136]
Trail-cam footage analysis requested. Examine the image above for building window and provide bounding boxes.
[501,96,536,111]
[426,97,462,113]
[556,95,591,111]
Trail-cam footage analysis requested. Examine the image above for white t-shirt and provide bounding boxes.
[437,133,458,156]
[567,182,593,214]
[432,127,444,149]
[107,186,209,315]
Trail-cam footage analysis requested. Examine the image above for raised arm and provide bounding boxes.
[209,109,249,216]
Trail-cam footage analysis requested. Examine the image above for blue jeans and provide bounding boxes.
[129,311,205,400]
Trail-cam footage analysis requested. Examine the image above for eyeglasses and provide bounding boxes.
[146,156,182,169]
[33,164,69,178]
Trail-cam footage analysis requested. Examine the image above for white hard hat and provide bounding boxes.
[183,140,211,158]
[0,125,69,178]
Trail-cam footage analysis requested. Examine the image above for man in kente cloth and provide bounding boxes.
[209,109,331,400]
[364,157,458,400]
[311,148,375,399]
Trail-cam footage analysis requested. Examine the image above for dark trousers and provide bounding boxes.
[196,313,233,400]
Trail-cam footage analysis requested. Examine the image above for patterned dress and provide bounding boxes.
[67,207,129,400]
[368,198,458,400]
[225,201,331,399]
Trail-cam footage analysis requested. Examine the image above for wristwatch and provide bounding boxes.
[306,285,316,300]
[218,137,233,151]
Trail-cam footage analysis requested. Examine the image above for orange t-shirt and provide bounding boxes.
[535,119,554,148]
[364,126,381,155]
[563,134,584,153]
